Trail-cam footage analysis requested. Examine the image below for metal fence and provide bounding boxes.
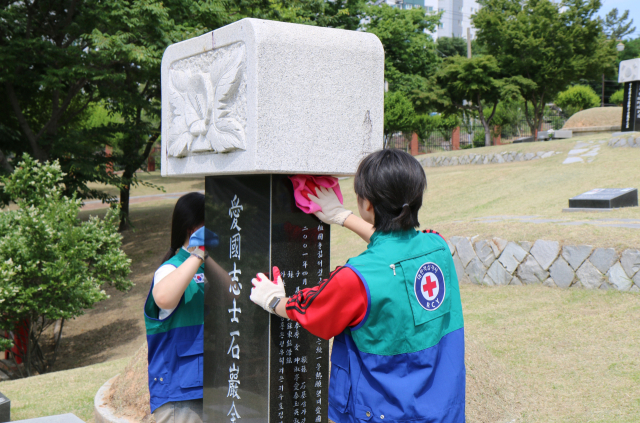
[385,130,455,154]
[385,111,569,153]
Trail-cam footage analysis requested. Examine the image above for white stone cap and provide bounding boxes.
[161,18,384,177]
[619,58,640,83]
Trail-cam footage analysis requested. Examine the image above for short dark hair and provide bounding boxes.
[161,192,205,262]
[354,149,427,232]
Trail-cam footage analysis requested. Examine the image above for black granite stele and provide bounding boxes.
[569,188,639,209]
[0,391,9,423]
[203,175,330,423]
[621,81,640,132]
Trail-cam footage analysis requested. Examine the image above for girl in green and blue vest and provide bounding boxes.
[251,149,466,423]
[144,192,218,423]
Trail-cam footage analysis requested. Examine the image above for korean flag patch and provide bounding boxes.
[414,262,445,311]
[194,273,205,284]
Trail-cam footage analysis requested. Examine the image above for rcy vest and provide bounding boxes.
[329,229,466,423]
[144,248,205,412]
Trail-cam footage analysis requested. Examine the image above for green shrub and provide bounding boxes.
[0,154,132,376]
[473,128,486,147]
[555,85,600,117]
[610,89,624,106]
[384,91,416,138]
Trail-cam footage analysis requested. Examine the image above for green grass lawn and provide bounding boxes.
[0,358,128,423]
[332,134,640,266]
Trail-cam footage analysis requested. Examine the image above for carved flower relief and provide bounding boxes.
[167,47,246,157]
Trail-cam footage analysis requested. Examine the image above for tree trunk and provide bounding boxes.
[0,148,14,173]
[119,180,131,232]
[482,120,492,147]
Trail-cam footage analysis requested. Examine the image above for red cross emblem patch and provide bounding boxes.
[414,262,445,311]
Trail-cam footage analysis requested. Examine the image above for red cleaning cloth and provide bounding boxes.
[288,175,344,214]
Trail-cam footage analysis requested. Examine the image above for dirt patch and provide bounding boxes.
[563,107,622,128]
[107,343,154,423]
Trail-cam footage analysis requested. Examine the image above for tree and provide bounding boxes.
[0,154,132,377]
[414,113,459,146]
[604,8,636,40]
[363,4,441,113]
[428,55,525,146]
[436,37,468,58]
[383,91,416,145]
[89,0,230,229]
[610,89,624,106]
[0,0,141,201]
[474,0,617,135]
[617,37,640,63]
[555,85,601,117]
[0,0,362,228]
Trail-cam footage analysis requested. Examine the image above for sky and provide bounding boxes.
[598,0,640,39]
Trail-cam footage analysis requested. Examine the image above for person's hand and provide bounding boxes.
[188,227,220,249]
[307,187,353,226]
[250,267,286,313]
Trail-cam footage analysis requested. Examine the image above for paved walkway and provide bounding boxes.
[465,215,640,229]
[82,190,204,211]
[562,140,607,164]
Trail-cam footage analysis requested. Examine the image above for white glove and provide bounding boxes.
[307,187,353,226]
[250,266,286,312]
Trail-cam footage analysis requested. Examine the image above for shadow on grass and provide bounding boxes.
[52,318,141,372]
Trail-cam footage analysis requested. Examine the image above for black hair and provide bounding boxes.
[161,192,205,263]
[354,149,427,232]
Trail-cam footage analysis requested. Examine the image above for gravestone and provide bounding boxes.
[0,391,9,423]
[568,188,638,210]
[619,59,640,132]
[160,18,384,423]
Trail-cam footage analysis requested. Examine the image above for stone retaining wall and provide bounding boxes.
[448,237,640,292]
[608,134,640,148]
[419,151,558,168]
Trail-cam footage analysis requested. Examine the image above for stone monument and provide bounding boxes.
[619,58,640,132]
[0,391,9,422]
[160,18,384,423]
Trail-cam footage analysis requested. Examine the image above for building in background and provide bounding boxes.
[384,0,480,40]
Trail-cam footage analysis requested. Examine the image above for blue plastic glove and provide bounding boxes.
[188,227,220,249]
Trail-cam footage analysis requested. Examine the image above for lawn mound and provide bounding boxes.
[563,106,621,128]
[107,336,521,423]
[107,343,154,423]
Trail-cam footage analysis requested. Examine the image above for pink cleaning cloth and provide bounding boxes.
[288,175,344,214]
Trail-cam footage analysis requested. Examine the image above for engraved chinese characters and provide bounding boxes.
[167,43,247,157]
[270,219,329,423]
[204,175,329,423]
[226,195,243,421]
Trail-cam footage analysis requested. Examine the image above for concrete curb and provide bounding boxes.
[94,375,137,423]
[564,125,620,134]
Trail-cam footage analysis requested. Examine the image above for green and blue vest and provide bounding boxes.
[144,248,205,412]
[329,229,466,423]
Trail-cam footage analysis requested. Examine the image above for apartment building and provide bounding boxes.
[385,0,480,40]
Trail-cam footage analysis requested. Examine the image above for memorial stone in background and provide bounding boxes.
[569,188,638,209]
[619,59,640,132]
[0,391,9,423]
[203,175,330,423]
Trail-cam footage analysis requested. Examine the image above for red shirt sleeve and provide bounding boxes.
[422,228,446,241]
[285,266,368,340]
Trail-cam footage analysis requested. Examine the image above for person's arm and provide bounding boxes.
[308,187,373,243]
[153,254,203,310]
[343,214,375,243]
[261,266,368,340]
